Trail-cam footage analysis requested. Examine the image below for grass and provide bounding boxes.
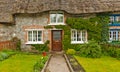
[0,54,42,72]
[74,56,120,72]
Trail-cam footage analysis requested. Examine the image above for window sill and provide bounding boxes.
[71,41,87,44]
[48,23,66,25]
[25,42,44,44]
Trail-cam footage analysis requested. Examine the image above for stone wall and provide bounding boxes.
[0,12,50,51]
[0,24,15,41]
[14,13,49,51]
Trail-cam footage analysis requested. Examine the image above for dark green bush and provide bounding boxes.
[0,52,9,59]
[101,44,120,60]
[0,50,16,61]
[107,47,120,60]
[32,40,49,53]
[11,37,21,51]
[107,47,116,57]
[66,49,76,55]
[115,49,120,60]
[100,44,109,56]
[79,40,102,58]
[0,55,4,61]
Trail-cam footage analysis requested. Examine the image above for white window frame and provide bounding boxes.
[48,11,65,25]
[109,30,120,41]
[71,29,87,44]
[25,29,44,44]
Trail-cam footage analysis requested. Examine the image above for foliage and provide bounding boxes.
[11,37,21,51]
[109,41,120,45]
[0,50,16,61]
[75,56,120,72]
[97,14,109,43]
[0,52,8,60]
[32,40,49,53]
[115,49,120,60]
[107,47,120,60]
[66,14,109,42]
[66,49,76,55]
[44,25,53,29]
[33,56,48,72]
[79,40,102,58]
[16,40,21,51]
[101,44,120,60]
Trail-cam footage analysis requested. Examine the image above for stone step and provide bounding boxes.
[50,50,65,55]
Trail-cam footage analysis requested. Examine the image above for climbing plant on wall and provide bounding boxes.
[44,13,109,50]
[97,14,109,43]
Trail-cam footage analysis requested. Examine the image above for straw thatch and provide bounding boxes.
[0,0,120,23]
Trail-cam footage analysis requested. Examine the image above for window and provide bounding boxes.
[109,30,120,41]
[71,29,87,44]
[49,12,64,25]
[116,16,120,22]
[113,31,116,40]
[109,15,120,24]
[109,16,114,24]
[26,30,43,44]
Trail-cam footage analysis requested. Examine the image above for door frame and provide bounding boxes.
[51,30,63,51]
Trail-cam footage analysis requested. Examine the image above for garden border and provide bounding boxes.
[41,54,52,72]
[64,54,74,72]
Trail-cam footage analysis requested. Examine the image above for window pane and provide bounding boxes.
[72,30,77,41]
[28,31,32,41]
[109,16,114,23]
[33,31,37,42]
[113,31,116,40]
[82,31,86,41]
[109,31,112,40]
[118,31,120,41]
[57,13,63,23]
[53,31,61,40]
[50,14,56,23]
[77,30,81,41]
[116,16,120,22]
[38,31,42,41]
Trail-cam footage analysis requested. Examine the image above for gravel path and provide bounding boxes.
[46,54,70,72]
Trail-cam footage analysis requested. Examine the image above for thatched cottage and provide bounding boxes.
[0,0,120,51]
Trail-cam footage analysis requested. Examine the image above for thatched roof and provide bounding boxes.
[0,0,120,23]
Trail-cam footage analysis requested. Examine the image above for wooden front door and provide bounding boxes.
[52,30,62,51]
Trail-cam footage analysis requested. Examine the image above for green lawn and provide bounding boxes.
[0,54,42,72]
[75,56,120,72]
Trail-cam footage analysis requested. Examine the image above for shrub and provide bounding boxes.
[101,44,120,60]
[107,47,120,60]
[107,47,116,57]
[115,49,120,60]
[100,44,110,56]
[79,40,102,58]
[0,50,16,61]
[11,37,21,51]
[32,40,49,53]
[66,49,76,55]
[0,55,4,61]
[33,56,48,72]
[0,52,9,61]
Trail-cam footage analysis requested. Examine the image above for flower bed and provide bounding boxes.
[67,55,85,72]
